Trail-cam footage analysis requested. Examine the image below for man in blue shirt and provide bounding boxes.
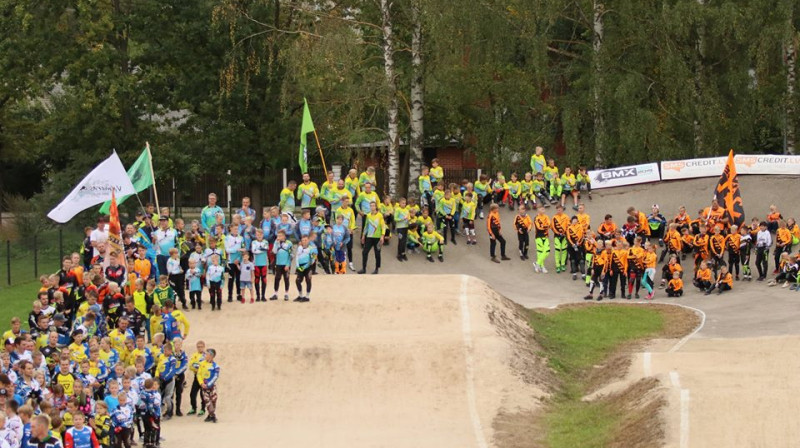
[200,193,225,233]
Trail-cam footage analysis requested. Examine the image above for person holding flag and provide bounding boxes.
[712,150,745,230]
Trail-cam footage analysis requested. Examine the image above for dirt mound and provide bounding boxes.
[165,275,550,448]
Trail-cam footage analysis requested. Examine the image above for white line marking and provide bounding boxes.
[670,371,681,388]
[459,275,489,448]
[666,303,706,353]
[680,389,690,448]
[643,352,652,376]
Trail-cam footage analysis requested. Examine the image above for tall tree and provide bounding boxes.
[381,0,400,196]
[407,0,424,194]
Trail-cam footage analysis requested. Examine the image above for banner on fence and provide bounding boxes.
[661,154,800,180]
[588,163,661,189]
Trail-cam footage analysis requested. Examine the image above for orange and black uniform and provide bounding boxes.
[636,212,651,237]
[566,223,585,275]
[680,232,695,258]
[661,228,683,263]
[608,247,628,298]
[776,227,793,270]
[767,211,782,232]
[707,271,733,294]
[487,209,506,259]
[514,214,533,259]
[551,213,570,272]
[598,221,617,241]
[694,267,713,290]
[693,233,710,270]
[709,233,726,270]
[724,232,742,278]
[626,245,645,297]
[666,277,684,297]
[588,248,611,297]
[674,213,691,233]
[661,260,683,283]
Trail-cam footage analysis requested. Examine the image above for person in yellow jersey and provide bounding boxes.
[394,198,411,261]
[335,196,357,271]
[460,192,478,245]
[170,301,190,339]
[421,222,445,263]
[187,340,207,416]
[68,329,89,363]
[358,166,377,192]
[358,202,385,275]
[296,172,320,214]
[318,170,337,216]
[530,146,546,176]
[344,168,361,200]
[429,158,444,187]
[2,317,25,343]
[355,182,379,236]
[108,317,134,352]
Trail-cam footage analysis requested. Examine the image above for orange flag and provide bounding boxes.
[107,190,126,267]
[714,150,745,226]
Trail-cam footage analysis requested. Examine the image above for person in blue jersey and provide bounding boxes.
[319,225,336,274]
[223,224,244,303]
[270,230,293,301]
[295,209,313,241]
[250,229,270,302]
[205,255,224,311]
[293,236,315,302]
[153,217,177,283]
[335,197,357,271]
[331,214,351,274]
[186,258,203,310]
[200,193,224,234]
[64,411,98,448]
[156,342,177,420]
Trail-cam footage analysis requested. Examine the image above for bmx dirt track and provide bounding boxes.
[167,275,548,448]
[168,175,800,447]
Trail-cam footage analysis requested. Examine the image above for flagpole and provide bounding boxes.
[146,142,160,212]
[312,130,328,176]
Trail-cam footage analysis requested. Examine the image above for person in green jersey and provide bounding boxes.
[280,180,298,218]
[421,222,445,262]
[394,197,410,260]
[296,173,320,214]
[358,202,385,274]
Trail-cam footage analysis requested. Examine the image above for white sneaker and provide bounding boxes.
[783,282,790,288]
[541,266,548,274]
[349,262,355,271]
[479,211,484,219]
[533,263,540,273]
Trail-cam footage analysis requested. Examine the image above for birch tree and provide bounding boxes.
[592,0,605,166]
[381,0,400,196]
[407,0,424,195]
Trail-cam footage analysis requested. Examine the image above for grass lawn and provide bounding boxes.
[0,229,81,328]
[530,305,665,448]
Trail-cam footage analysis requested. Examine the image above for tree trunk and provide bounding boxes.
[408,0,424,197]
[592,0,605,167]
[785,32,797,154]
[694,0,705,155]
[381,0,400,196]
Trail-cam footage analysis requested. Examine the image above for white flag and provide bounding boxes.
[47,151,137,223]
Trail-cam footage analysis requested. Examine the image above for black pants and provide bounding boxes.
[727,251,740,277]
[209,281,222,309]
[362,237,382,271]
[175,372,185,413]
[227,263,241,300]
[666,287,683,297]
[489,230,506,258]
[168,273,186,307]
[694,279,711,290]
[189,290,202,309]
[397,228,408,256]
[517,232,529,257]
[756,247,769,278]
[439,214,456,243]
[608,269,626,297]
[346,234,354,262]
[588,266,605,294]
[274,265,289,292]
[296,269,312,295]
[567,244,583,273]
[707,283,731,293]
[156,255,168,279]
[143,415,159,448]
[190,375,205,412]
[775,245,792,272]
[115,427,132,448]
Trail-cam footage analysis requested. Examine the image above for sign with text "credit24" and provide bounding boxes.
[588,163,661,189]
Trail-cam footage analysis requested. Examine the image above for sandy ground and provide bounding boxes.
[164,174,799,446]
[165,275,545,448]
[625,336,800,448]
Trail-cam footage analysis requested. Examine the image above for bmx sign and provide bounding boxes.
[588,163,661,189]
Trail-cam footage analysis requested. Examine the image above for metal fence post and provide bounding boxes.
[59,228,64,262]
[282,168,288,189]
[5,240,9,285]
[33,234,38,279]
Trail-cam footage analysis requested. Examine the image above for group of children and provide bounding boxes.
[0,247,222,447]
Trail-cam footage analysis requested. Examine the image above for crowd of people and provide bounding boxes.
[2,146,799,447]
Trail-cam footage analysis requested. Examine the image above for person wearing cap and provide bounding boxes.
[154,216,177,280]
[197,348,220,423]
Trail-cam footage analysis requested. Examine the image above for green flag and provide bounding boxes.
[98,147,153,214]
[298,97,315,174]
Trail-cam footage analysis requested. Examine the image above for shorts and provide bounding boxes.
[240,281,253,288]
[462,219,475,230]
